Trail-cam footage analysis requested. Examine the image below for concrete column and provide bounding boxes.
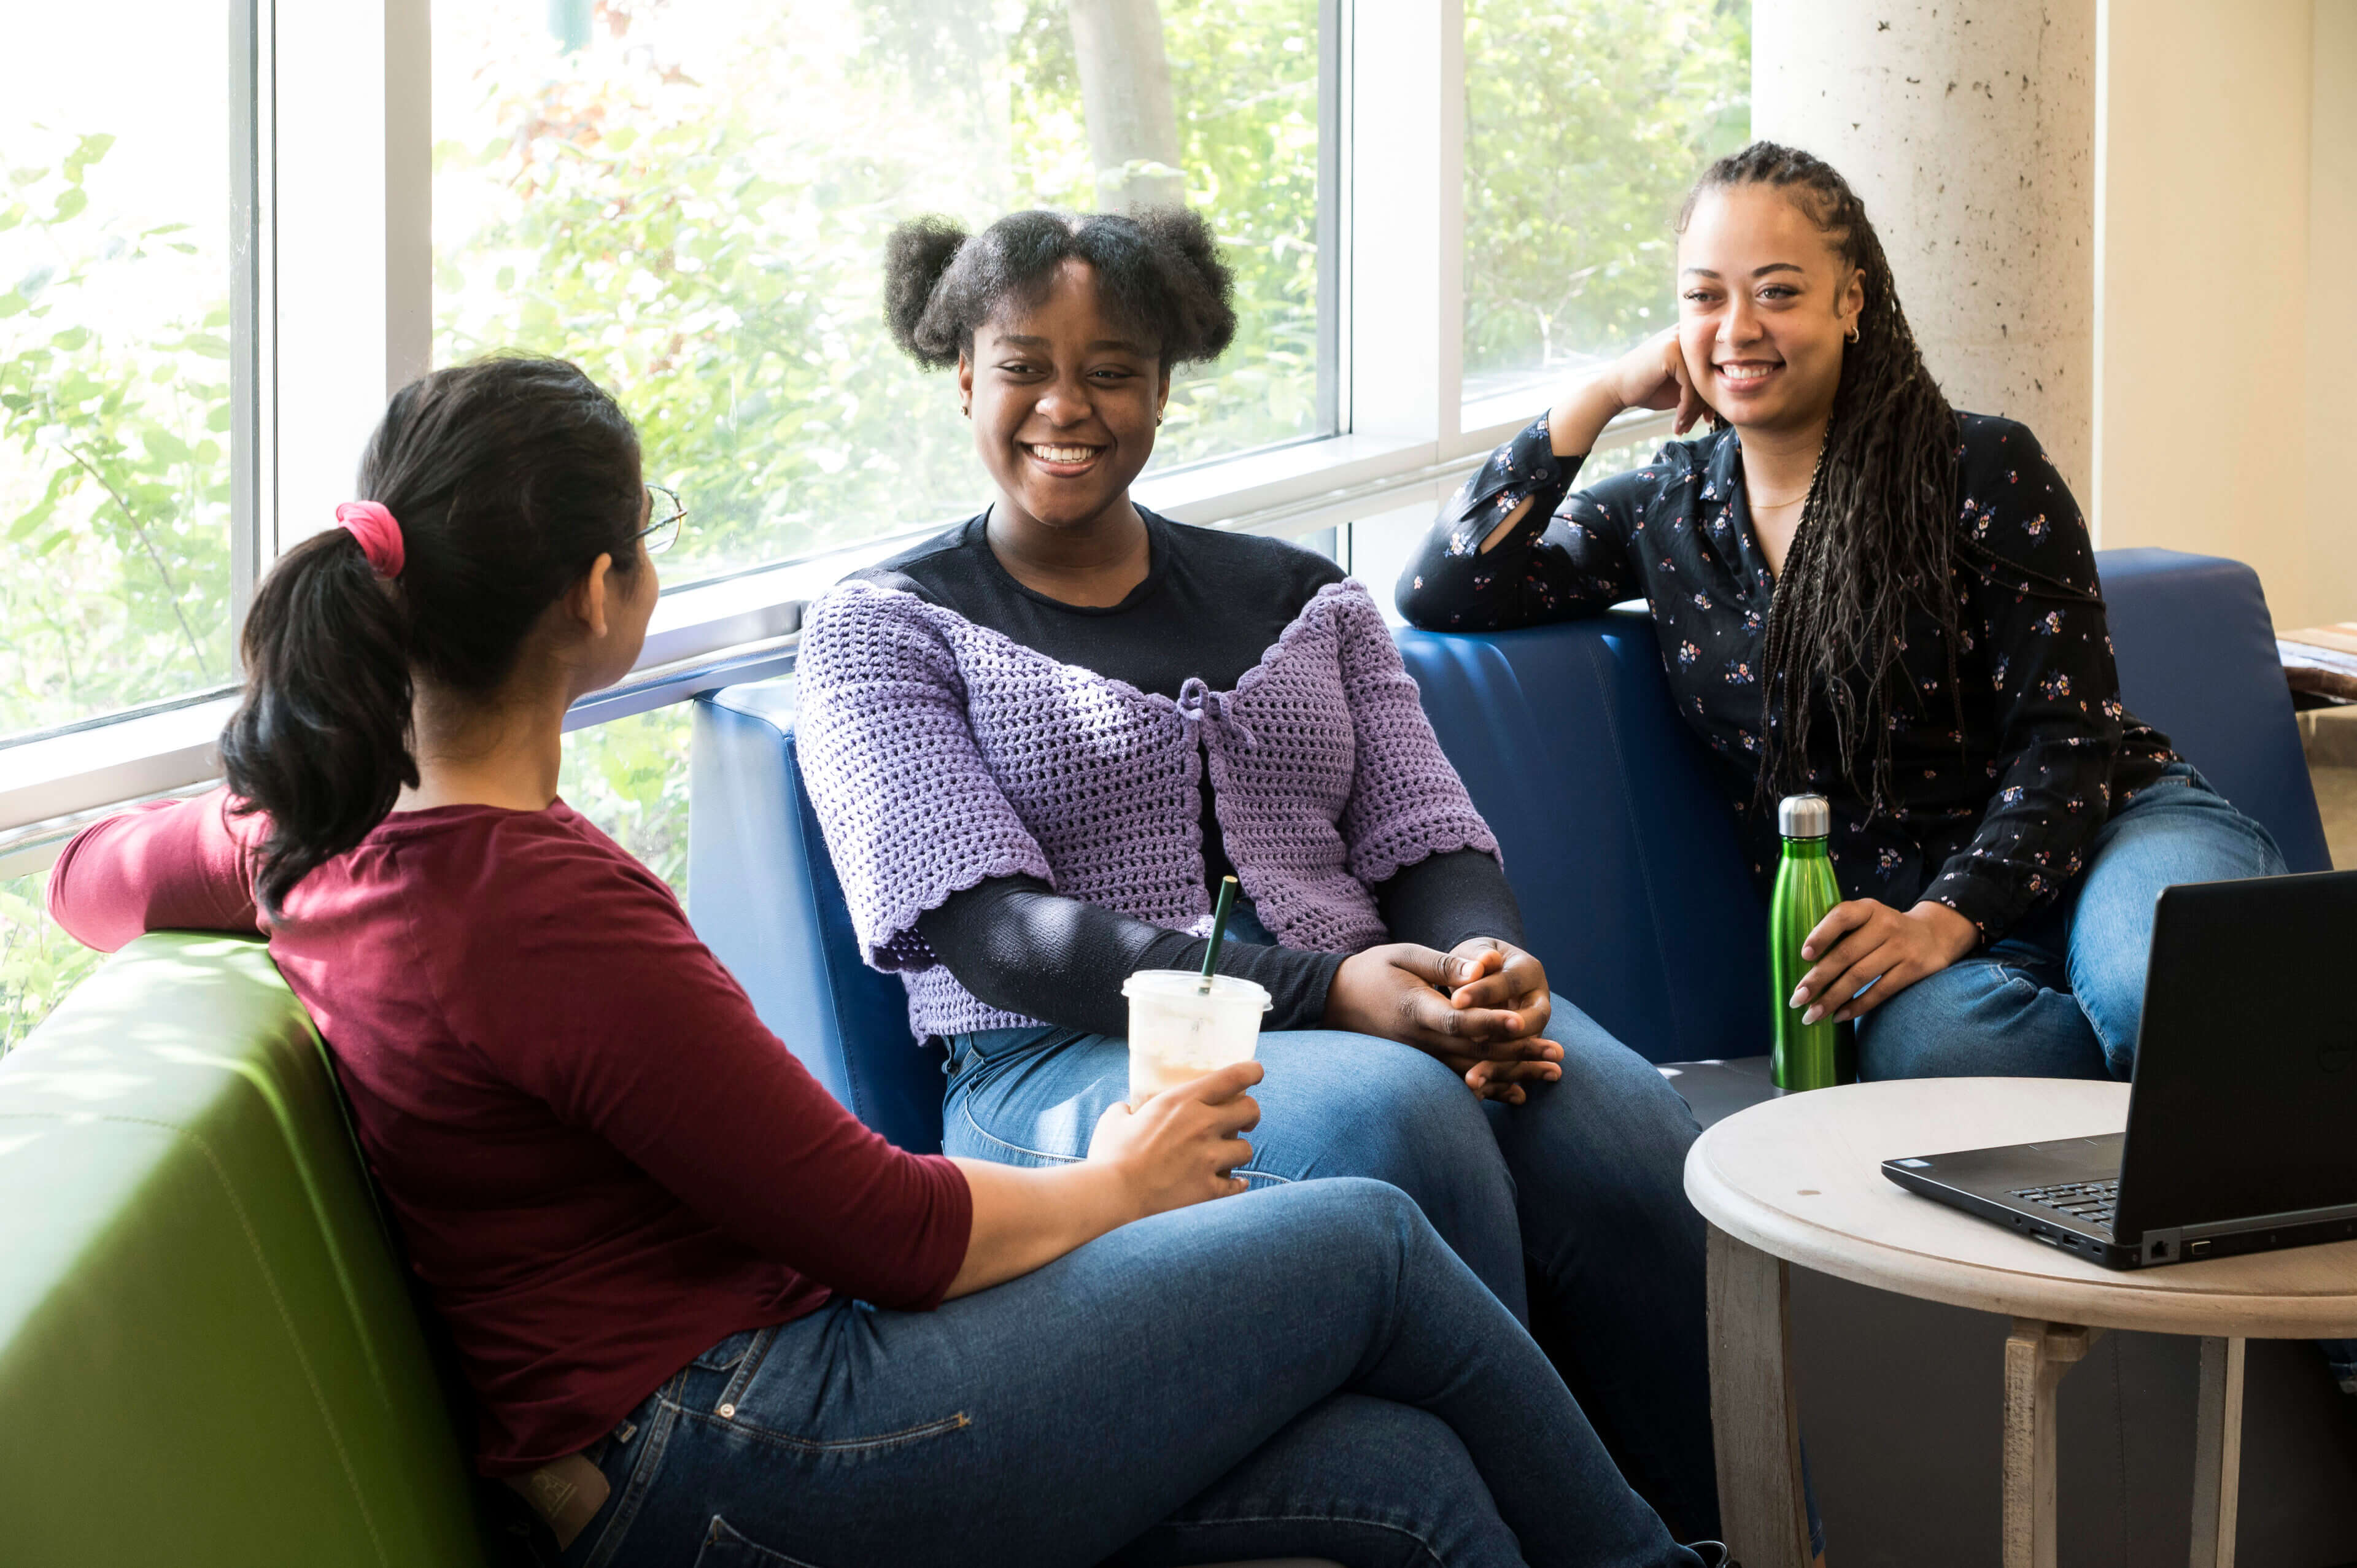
[1752,1,2097,504]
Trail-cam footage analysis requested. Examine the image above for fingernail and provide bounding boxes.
[1788,987,1807,1008]
[1801,945,1816,959]
[1802,1005,1822,1025]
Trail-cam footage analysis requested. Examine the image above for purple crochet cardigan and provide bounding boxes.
[795,577,1501,1039]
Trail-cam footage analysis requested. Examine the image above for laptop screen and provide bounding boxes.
[2116,870,2357,1235]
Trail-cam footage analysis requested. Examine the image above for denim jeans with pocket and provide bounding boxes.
[943,952,1728,1547]
[559,1178,1703,1568]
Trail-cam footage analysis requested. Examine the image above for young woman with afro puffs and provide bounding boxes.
[793,206,1734,1550]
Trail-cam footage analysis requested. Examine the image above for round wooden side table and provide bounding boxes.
[1682,1078,2357,1568]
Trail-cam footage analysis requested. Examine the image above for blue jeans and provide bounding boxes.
[945,989,1723,1544]
[1857,764,2288,1080]
[560,1180,1701,1568]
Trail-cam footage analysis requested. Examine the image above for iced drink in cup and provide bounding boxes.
[1120,971,1272,1106]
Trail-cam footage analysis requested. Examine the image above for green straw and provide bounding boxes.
[1198,876,1239,993]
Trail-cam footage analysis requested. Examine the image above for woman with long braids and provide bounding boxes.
[48,355,1719,1568]
[1400,141,2284,1079]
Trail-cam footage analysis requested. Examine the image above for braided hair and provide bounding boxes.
[1678,142,1962,812]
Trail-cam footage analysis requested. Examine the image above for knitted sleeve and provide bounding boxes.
[1330,588,1501,885]
[795,585,1055,971]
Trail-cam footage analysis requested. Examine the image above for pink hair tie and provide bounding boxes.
[335,501,405,580]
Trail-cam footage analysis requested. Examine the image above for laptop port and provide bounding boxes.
[2188,1240,2212,1258]
[2152,1239,2170,1259]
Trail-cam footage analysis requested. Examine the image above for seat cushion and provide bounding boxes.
[0,933,490,1567]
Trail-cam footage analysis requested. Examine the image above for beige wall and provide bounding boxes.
[2307,1,2357,628]
[2096,1,2351,630]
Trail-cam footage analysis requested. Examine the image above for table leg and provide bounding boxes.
[2000,1318,2104,1568]
[1705,1224,1811,1568]
[2188,1335,2245,1568]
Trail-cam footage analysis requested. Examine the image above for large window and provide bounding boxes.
[2,1,1749,1054]
[0,3,238,741]
[432,0,1328,588]
[1460,0,1750,412]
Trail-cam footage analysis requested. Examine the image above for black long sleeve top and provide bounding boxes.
[1396,411,2178,944]
[850,508,1525,1035]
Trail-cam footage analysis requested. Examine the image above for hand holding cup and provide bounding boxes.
[1088,1060,1262,1216]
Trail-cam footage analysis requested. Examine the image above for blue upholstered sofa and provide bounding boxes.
[686,547,2355,1567]
[686,546,2328,1140]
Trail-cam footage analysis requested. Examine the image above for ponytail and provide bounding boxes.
[220,356,643,917]
[220,531,417,916]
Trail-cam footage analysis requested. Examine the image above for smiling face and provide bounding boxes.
[958,258,1169,533]
[1676,183,1864,436]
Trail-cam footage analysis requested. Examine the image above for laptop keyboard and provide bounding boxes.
[2013,1178,2119,1230]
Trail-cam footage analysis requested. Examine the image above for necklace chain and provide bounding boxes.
[1744,436,1829,512]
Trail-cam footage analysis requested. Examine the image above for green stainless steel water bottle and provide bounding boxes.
[1770,794,1846,1091]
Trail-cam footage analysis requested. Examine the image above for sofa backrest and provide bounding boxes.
[0,933,492,1567]
[691,546,2329,1136]
[2092,549,2328,873]
[1397,610,1769,1063]
[692,684,947,1154]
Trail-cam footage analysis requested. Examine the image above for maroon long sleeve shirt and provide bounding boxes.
[47,790,973,1475]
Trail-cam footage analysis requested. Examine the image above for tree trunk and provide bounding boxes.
[1066,0,1186,212]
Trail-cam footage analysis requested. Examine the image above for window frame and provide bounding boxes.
[0,0,1676,879]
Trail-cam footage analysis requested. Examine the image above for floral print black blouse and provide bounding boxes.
[1396,411,2178,944]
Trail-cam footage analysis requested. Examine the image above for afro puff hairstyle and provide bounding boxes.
[883,206,1237,373]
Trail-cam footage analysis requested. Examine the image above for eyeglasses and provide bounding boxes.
[637,484,687,556]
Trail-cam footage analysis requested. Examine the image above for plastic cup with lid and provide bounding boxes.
[1120,971,1272,1107]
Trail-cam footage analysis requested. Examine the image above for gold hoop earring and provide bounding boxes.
[961,404,971,419]
[1155,412,1164,426]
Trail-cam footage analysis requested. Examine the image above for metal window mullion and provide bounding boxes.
[384,0,433,393]
[1317,0,1347,440]
[228,0,277,649]
[1434,0,1465,442]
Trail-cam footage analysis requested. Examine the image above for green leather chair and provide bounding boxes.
[0,932,497,1566]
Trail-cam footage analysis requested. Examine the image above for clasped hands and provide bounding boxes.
[1325,937,1562,1103]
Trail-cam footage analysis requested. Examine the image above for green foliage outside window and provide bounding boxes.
[559,706,695,895]
[433,0,1322,587]
[1463,0,1751,388]
[0,871,103,1057]
[4,0,1749,1051]
[0,135,234,739]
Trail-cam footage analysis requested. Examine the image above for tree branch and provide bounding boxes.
[58,441,211,678]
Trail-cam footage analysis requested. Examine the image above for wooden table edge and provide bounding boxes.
[1683,1149,2357,1339]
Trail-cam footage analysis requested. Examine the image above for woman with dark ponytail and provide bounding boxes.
[49,355,1714,1567]
[1399,141,2285,1081]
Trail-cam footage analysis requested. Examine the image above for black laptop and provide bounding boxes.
[1881,868,2357,1270]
